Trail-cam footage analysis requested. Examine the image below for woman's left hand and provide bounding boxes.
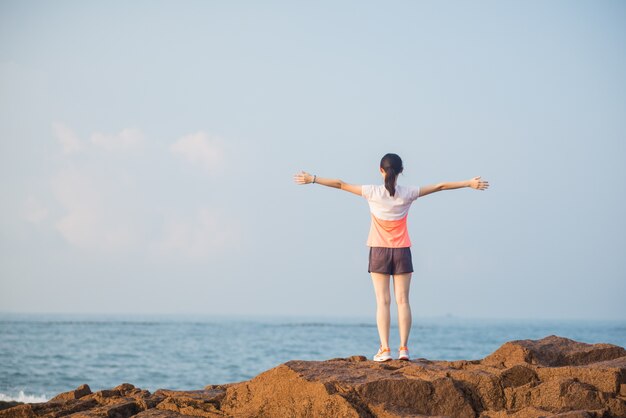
[469,176,489,190]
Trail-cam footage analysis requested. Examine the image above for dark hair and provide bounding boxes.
[380,153,403,197]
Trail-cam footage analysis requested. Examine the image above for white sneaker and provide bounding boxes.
[398,346,410,361]
[373,346,392,362]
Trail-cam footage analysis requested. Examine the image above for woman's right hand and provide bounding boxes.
[293,170,313,185]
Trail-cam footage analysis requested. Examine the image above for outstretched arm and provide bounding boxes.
[419,176,489,198]
[293,170,362,196]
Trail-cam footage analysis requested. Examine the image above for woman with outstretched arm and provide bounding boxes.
[293,153,489,361]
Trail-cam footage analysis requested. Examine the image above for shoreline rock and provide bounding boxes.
[1,335,625,417]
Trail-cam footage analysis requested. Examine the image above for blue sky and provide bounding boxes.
[1,0,625,320]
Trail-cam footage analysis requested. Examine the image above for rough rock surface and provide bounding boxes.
[1,335,625,418]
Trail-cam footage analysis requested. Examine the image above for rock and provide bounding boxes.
[154,389,225,417]
[499,364,540,389]
[68,400,142,418]
[0,335,624,418]
[0,405,32,418]
[482,335,626,368]
[133,411,195,418]
[49,383,92,402]
[0,403,22,413]
[0,397,99,418]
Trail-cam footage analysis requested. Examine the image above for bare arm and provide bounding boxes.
[419,176,489,198]
[293,170,362,196]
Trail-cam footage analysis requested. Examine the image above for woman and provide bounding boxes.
[293,153,489,362]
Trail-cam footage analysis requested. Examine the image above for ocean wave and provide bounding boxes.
[0,391,49,403]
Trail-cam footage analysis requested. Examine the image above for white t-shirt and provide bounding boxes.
[361,184,420,247]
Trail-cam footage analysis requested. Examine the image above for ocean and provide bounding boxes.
[1,313,624,403]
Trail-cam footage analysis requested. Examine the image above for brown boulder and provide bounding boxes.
[0,397,99,418]
[219,363,362,417]
[133,411,195,418]
[67,400,141,418]
[0,403,23,413]
[1,335,624,418]
[0,405,34,418]
[49,384,92,402]
[482,335,626,368]
[154,389,225,417]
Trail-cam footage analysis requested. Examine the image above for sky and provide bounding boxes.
[1,0,625,320]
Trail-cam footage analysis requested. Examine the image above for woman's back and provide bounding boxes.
[362,184,421,248]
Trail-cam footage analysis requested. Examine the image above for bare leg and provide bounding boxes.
[371,272,391,348]
[393,273,412,348]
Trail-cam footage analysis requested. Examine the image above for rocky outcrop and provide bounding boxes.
[1,335,625,418]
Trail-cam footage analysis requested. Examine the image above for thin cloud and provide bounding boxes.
[52,122,83,154]
[45,126,234,259]
[170,131,223,171]
[51,167,138,252]
[90,128,144,152]
[150,208,240,260]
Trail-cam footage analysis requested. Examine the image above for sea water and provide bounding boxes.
[1,313,624,402]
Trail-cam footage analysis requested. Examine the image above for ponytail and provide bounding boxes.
[384,166,398,196]
[380,153,404,197]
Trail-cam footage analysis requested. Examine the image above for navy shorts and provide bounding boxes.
[368,247,413,275]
